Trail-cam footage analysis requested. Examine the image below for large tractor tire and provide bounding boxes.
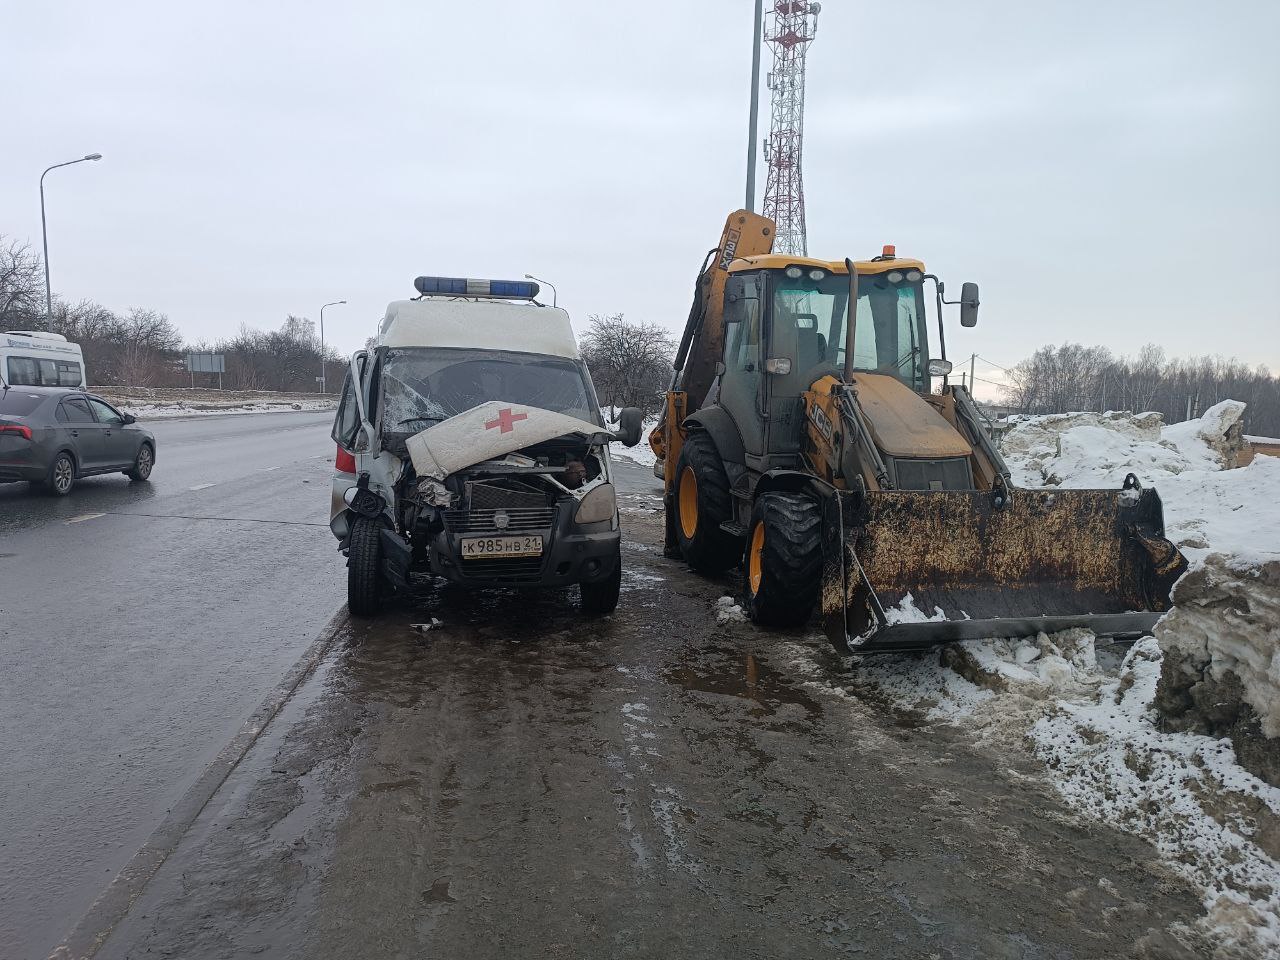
[672,431,738,573]
[742,492,823,627]
[347,515,384,617]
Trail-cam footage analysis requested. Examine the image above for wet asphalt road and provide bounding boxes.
[93,487,1209,959]
[0,411,344,959]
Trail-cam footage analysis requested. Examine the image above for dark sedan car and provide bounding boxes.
[0,386,156,495]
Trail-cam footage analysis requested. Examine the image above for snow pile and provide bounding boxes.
[881,593,948,625]
[848,629,1101,725]
[1155,555,1280,768]
[1003,401,1280,568]
[1002,400,1242,488]
[1030,638,1280,956]
[951,629,1099,693]
[1163,400,1250,468]
[714,596,747,625]
[1001,409,1165,467]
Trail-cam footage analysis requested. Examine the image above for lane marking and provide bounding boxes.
[49,608,351,960]
[188,483,216,491]
[64,513,104,524]
[104,511,327,527]
[263,466,282,472]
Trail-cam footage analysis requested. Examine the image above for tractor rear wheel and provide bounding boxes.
[742,492,823,627]
[672,431,738,573]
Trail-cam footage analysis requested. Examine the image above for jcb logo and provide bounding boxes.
[808,401,834,443]
[718,229,741,272]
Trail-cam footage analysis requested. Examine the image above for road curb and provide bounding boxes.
[47,607,351,960]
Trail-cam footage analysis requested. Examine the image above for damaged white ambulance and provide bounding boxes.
[330,276,643,617]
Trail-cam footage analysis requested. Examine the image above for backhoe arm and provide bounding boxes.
[649,210,774,482]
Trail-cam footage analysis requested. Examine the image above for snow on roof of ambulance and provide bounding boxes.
[378,298,579,359]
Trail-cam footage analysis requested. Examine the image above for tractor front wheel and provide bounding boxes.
[742,492,823,627]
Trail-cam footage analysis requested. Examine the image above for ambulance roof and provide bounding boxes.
[377,298,579,360]
[3,331,83,356]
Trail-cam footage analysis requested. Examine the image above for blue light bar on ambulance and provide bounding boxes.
[413,276,540,300]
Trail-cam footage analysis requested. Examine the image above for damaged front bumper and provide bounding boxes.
[378,500,620,589]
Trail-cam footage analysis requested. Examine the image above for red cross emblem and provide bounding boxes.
[484,407,528,434]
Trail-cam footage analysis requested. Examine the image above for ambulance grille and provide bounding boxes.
[443,507,555,533]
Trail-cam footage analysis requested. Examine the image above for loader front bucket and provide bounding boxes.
[819,478,1187,654]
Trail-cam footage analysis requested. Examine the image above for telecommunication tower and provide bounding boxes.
[761,1,820,256]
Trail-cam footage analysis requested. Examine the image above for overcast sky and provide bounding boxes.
[3,1,1277,398]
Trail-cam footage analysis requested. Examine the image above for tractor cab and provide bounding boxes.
[728,253,934,393]
[714,252,965,470]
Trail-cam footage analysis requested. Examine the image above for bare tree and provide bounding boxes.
[217,315,338,392]
[579,314,676,415]
[0,237,45,328]
[1003,342,1280,435]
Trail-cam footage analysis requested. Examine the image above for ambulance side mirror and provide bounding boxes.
[614,407,644,447]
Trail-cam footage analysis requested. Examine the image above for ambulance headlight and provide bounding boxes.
[574,483,616,525]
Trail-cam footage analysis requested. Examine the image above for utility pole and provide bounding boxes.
[970,353,977,395]
[745,0,764,211]
[39,153,103,322]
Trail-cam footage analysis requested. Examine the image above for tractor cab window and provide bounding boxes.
[770,270,929,391]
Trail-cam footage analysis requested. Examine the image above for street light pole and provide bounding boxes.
[39,153,103,322]
[319,300,346,393]
[745,0,764,211]
[523,273,557,307]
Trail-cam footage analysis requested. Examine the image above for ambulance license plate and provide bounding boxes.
[460,535,544,559]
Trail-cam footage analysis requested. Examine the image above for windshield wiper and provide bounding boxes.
[892,345,919,371]
[396,416,443,427]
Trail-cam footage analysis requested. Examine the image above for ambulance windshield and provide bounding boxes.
[380,347,600,433]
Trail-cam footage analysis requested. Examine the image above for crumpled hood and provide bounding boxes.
[404,400,606,480]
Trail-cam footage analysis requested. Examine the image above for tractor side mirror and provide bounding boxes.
[614,407,644,447]
[960,282,980,328]
[724,273,760,326]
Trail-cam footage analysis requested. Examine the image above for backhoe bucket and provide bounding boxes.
[819,478,1187,654]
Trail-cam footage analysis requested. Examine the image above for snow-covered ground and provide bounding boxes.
[123,399,337,419]
[787,402,1280,956]
[97,388,338,420]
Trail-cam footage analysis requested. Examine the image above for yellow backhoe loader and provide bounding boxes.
[650,210,1187,654]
